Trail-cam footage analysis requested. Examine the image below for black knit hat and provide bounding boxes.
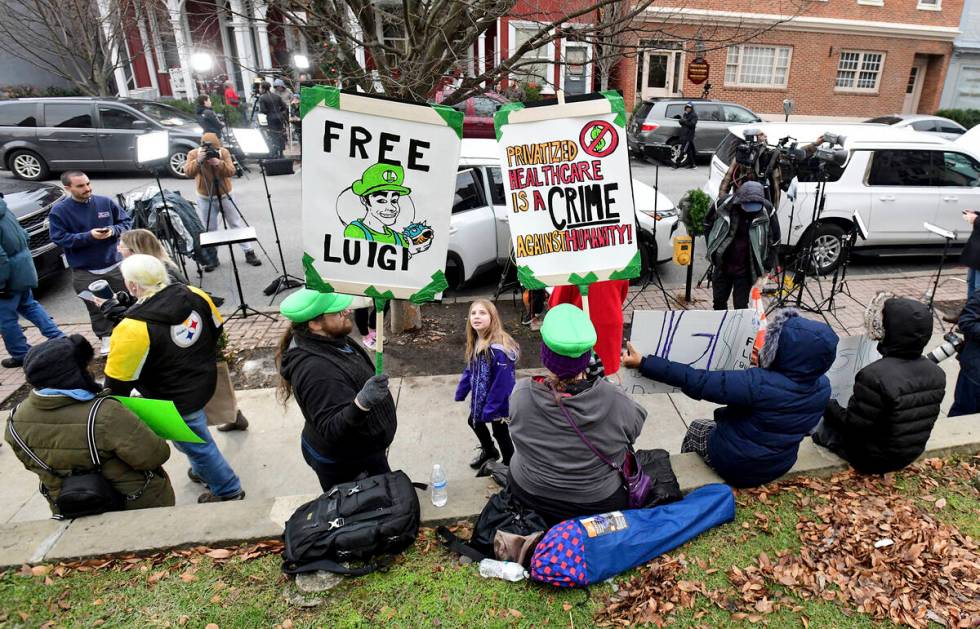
[23,335,101,393]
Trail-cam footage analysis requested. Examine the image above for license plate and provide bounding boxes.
[60,254,68,268]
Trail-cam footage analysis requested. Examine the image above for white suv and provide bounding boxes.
[449,139,678,287]
[703,122,980,274]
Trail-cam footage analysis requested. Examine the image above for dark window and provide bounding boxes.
[937,152,980,187]
[452,169,485,213]
[631,101,653,126]
[715,132,742,165]
[939,124,965,135]
[487,167,506,205]
[664,103,684,119]
[0,103,37,127]
[693,103,722,121]
[98,106,141,130]
[911,119,937,132]
[868,150,936,186]
[450,100,468,114]
[43,103,93,128]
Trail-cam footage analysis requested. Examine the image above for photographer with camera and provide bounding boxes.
[719,132,824,209]
[184,133,262,270]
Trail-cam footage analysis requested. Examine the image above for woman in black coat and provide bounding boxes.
[195,95,224,138]
[812,293,946,474]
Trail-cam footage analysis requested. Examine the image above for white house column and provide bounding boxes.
[95,0,130,96]
[167,0,196,99]
[253,1,274,69]
[227,0,257,87]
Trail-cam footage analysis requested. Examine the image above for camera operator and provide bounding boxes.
[719,132,824,209]
[950,286,980,416]
[184,133,261,270]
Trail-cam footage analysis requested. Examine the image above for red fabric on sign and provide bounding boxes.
[549,280,628,374]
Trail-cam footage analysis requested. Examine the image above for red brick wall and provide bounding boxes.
[651,0,964,28]
[619,25,953,117]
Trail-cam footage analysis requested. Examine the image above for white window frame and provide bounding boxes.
[917,0,941,10]
[835,50,886,93]
[508,20,556,94]
[375,10,407,67]
[559,35,593,93]
[857,0,884,6]
[724,44,793,88]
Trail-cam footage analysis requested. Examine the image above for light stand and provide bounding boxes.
[923,222,958,320]
[136,130,192,280]
[812,212,867,328]
[232,128,302,301]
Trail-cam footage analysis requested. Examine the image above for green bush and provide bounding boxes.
[1,84,84,98]
[160,94,243,127]
[934,108,980,130]
[678,188,713,236]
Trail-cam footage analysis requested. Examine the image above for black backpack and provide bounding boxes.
[282,471,423,576]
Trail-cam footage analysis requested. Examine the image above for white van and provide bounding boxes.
[703,122,980,274]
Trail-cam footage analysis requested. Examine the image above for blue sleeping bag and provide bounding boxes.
[529,484,735,587]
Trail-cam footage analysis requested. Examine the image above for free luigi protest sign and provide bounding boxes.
[299,87,463,301]
[494,92,640,290]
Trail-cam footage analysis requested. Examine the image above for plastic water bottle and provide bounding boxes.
[478,558,527,582]
[430,464,448,507]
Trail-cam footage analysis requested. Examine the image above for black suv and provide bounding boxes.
[627,98,761,163]
[0,97,206,181]
[0,178,66,281]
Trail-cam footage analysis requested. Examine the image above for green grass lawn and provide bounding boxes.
[1,457,976,628]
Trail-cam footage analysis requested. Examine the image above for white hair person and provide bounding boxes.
[120,253,171,301]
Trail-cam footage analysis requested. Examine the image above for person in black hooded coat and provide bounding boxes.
[812,294,946,474]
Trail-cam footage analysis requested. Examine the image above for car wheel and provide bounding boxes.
[666,138,683,165]
[802,223,845,276]
[445,254,464,290]
[168,149,189,178]
[9,150,49,181]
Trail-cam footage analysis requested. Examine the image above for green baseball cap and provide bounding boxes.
[351,163,411,197]
[280,289,354,323]
[540,303,596,358]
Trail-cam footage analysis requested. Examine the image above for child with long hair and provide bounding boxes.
[455,299,520,473]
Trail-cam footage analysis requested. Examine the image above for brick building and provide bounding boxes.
[616,1,962,117]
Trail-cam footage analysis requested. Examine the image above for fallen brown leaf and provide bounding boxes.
[206,549,233,560]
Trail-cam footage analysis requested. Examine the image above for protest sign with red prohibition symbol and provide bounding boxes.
[493,92,640,293]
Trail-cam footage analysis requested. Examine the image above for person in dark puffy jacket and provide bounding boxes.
[624,308,838,487]
[950,287,980,417]
[812,294,945,473]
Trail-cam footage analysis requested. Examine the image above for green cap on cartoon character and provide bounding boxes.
[352,163,412,197]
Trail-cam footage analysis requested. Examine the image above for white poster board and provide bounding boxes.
[621,309,758,394]
[495,93,639,288]
[301,87,462,300]
[827,335,881,404]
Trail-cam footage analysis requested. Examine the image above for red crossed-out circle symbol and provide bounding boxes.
[579,120,619,158]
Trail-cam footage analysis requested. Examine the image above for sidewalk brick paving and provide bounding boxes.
[0,270,963,406]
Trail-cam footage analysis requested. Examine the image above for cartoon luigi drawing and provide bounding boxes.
[343,162,433,256]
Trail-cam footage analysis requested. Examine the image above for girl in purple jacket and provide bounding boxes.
[455,299,520,474]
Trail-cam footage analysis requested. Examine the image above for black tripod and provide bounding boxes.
[924,224,957,323]
[148,167,193,281]
[257,158,303,301]
[812,218,864,329]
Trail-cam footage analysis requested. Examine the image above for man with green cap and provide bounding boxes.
[344,163,431,255]
[506,304,648,526]
[277,289,397,491]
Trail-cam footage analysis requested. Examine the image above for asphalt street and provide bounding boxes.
[15,154,946,325]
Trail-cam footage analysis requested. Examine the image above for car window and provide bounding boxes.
[939,124,965,135]
[911,120,937,132]
[126,102,196,126]
[715,132,742,165]
[866,116,901,125]
[664,104,684,119]
[937,152,980,187]
[487,167,506,205]
[472,97,498,117]
[631,101,653,125]
[43,103,93,129]
[867,150,935,186]
[99,106,141,130]
[722,105,757,123]
[0,103,37,127]
[453,169,486,213]
[693,104,723,121]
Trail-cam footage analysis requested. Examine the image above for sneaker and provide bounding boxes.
[469,446,499,470]
[100,337,111,356]
[1,357,23,368]
[203,263,218,273]
[520,311,533,326]
[362,330,376,350]
[529,317,542,332]
[187,468,205,485]
[244,251,262,266]
[198,489,245,503]
[217,410,249,432]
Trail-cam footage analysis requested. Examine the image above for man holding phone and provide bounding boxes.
[49,172,132,354]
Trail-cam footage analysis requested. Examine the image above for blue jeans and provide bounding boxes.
[0,289,63,360]
[968,268,980,299]
[949,369,980,417]
[173,408,242,497]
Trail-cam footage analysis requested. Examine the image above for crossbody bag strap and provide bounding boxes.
[6,405,59,475]
[548,385,622,474]
[86,397,109,468]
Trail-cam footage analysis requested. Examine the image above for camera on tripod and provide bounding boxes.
[201,141,221,161]
[927,330,964,364]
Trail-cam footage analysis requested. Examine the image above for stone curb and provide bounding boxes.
[2,416,976,569]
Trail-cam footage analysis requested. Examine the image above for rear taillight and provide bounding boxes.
[641,123,659,132]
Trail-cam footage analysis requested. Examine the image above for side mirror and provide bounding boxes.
[132,120,148,130]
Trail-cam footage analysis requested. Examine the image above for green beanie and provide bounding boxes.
[540,303,596,358]
[280,289,354,323]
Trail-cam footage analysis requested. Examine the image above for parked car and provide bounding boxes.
[0,97,206,181]
[703,122,980,274]
[433,91,509,139]
[628,98,762,164]
[0,178,66,281]
[448,139,678,288]
[864,114,967,142]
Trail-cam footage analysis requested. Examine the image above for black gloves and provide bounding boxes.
[355,374,390,410]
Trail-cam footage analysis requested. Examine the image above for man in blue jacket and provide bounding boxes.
[0,196,63,367]
[48,172,132,354]
[623,308,838,487]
